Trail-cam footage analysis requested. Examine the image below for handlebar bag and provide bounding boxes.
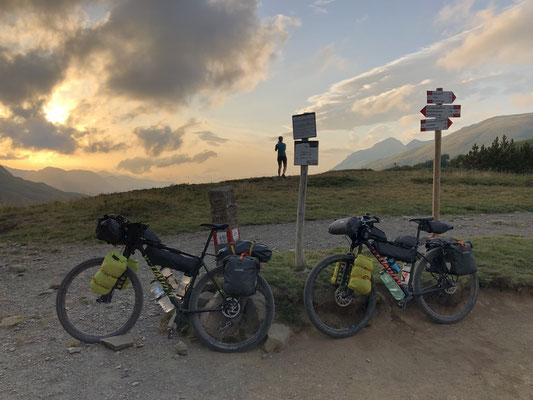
[216,241,272,263]
[444,241,477,275]
[95,217,125,245]
[223,255,260,297]
[328,217,361,238]
[90,251,127,295]
[374,241,417,263]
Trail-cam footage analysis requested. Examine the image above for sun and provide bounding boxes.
[44,99,70,124]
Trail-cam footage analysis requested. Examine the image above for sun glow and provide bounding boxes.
[44,100,70,124]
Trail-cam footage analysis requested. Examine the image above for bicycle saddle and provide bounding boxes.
[409,216,434,224]
[200,223,229,231]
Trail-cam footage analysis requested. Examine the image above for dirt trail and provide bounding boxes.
[0,212,532,399]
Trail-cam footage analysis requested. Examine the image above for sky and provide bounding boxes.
[0,0,532,183]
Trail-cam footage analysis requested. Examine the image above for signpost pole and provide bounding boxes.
[295,149,309,268]
[432,88,443,221]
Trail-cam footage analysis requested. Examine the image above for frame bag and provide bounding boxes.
[445,241,477,275]
[223,255,260,297]
[374,241,417,263]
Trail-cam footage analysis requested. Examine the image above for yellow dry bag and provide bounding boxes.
[90,251,128,295]
[348,254,373,295]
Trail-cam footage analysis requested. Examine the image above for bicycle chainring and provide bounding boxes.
[334,287,353,307]
[221,297,241,318]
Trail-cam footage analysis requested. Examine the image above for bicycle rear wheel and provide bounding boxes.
[304,254,376,338]
[189,266,275,353]
[56,258,143,343]
[413,248,478,324]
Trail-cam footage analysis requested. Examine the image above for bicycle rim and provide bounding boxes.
[304,254,376,338]
[56,258,143,343]
[189,266,274,352]
[414,256,478,324]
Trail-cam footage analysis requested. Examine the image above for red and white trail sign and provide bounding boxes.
[427,90,456,104]
[420,105,461,118]
[420,118,452,131]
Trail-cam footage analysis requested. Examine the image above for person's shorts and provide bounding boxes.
[277,155,287,167]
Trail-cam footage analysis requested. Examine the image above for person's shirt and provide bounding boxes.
[275,142,286,157]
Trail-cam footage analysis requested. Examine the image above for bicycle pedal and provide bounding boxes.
[398,300,407,310]
[167,327,175,339]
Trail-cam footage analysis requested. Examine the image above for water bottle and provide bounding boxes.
[150,280,175,313]
[387,258,400,273]
[175,273,192,298]
[401,264,411,285]
[379,271,405,301]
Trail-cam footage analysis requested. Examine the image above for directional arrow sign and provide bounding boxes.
[421,105,461,118]
[427,90,456,104]
[420,118,453,132]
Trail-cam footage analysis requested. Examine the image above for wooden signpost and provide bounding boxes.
[292,112,318,268]
[420,89,460,220]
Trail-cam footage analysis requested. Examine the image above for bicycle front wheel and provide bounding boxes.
[413,248,478,324]
[189,266,275,353]
[56,258,143,343]
[304,254,376,338]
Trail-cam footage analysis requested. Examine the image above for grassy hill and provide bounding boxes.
[0,169,531,244]
[367,113,533,170]
[0,166,85,205]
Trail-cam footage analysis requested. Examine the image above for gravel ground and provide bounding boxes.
[0,211,532,399]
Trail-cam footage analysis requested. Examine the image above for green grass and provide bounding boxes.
[1,169,532,244]
[262,236,533,325]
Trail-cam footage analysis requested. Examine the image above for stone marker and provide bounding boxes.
[100,333,135,351]
[175,340,188,356]
[263,323,292,353]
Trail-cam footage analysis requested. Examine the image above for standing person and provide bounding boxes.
[275,136,287,178]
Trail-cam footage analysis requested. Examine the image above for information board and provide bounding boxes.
[294,140,319,165]
[292,112,317,140]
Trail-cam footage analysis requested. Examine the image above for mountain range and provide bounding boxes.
[4,166,173,196]
[334,113,533,171]
[0,166,86,205]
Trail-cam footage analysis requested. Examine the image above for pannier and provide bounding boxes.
[374,241,417,263]
[444,241,477,275]
[216,240,272,263]
[96,216,125,245]
[328,217,361,238]
[145,247,199,274]
[223,255,260,296]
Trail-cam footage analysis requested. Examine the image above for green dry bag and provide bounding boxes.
[90,251,127,295]
[348,254,373,295]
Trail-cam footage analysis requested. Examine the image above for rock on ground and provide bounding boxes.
[264,323,292,353]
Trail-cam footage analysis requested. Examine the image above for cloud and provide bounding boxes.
[133,119,199,157]
[67,0,298,107]
[0,152,29,160]
[303,2,533,132]
[0,114,80,153]
[83,139,127,153]
[437,3,533,70]
[117,150,217,174]
[193,131,228,146]
[435,0,476,27]
[310,0,336,14]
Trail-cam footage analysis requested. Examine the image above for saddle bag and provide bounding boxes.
[444,241,477,275]
[223,255,260,297]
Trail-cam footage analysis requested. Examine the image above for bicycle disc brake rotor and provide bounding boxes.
[221,297,241,318]
[444,285,457,294]
[335,287,353,307]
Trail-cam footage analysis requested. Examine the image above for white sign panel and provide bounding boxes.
[294,140,319,165]
[420,105,461,118]
[420,118,452,132]
[292,112,317,140]
[426,91,456,104]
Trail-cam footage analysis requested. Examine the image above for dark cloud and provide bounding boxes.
[0,48,67,108]
[117,150,217,174]
[0,114,79,153]
[193,131,228,146]
[133,119,199,157]
[67,0,292,106]
[0,152,29,160]
[83,139,127,153]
